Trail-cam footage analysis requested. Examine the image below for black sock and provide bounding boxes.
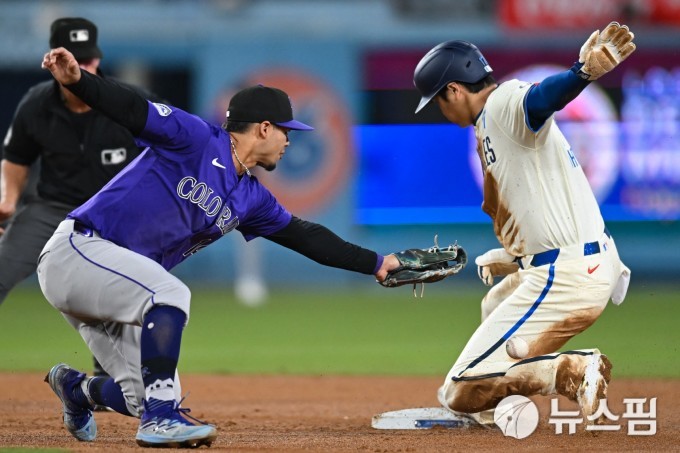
[88,376,133,416]
[140,305,186,398]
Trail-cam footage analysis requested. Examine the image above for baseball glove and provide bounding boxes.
[379,235,467,296]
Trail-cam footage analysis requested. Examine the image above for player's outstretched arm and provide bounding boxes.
[525,69,591,131]
[264,216,398,281]
[525,21,635,130]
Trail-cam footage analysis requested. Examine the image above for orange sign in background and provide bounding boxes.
[239,69,354,216]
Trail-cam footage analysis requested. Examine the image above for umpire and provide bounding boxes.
[0,17,160,377]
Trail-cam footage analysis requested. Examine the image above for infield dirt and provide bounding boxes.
[1,373,678,451]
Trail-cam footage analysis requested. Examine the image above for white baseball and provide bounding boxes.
[506,336,529,359]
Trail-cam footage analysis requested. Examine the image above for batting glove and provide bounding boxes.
[475,248,519,287]
[577,21,636,81]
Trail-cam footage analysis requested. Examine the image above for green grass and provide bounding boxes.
[0,283,678,378]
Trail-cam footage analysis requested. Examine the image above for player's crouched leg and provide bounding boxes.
[438,349,613,427]
[503,349,613,426]
[438,372,544,416]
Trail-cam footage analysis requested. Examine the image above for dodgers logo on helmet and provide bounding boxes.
[479,55,492,73]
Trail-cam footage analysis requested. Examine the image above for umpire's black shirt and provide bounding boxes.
[2,77,155,207]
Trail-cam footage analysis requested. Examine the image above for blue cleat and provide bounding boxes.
[136,398,217,448]
[44,363,97,442]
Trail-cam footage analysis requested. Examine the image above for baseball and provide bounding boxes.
[506,336,529,359]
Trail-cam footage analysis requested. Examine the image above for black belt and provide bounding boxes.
[520,228,611,268]
[73,220,97,237]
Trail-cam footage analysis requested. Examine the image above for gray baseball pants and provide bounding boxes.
[37,219,189,416]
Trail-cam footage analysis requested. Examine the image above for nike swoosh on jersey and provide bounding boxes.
[211,158,227,169]
[587,264,600,274]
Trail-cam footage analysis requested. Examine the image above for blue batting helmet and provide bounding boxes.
[413,40,493,113]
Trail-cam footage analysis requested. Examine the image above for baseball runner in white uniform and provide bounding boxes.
[413,22,635,426]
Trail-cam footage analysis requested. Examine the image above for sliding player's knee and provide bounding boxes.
[440,380,497,413]
[442,371,548,414]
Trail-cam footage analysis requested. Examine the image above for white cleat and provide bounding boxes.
[577,353,612,425]
[135,398,217,448]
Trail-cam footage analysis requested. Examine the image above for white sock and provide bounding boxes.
[145,378,176,402]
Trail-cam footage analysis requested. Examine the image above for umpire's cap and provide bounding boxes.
[227,85,313,131]
[413,40,493,113]
[50,17,103,61]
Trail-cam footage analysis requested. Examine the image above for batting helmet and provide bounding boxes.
[413,40,493,113]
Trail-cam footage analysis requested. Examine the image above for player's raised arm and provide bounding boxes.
[42,47,148,135]
[525,22,636,131]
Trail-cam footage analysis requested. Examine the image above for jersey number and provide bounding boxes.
[483,136,496,166]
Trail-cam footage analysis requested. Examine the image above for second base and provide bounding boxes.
[371,407,477,430]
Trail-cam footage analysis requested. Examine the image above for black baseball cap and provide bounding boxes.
[227,85,313,131]
[49,17,103,61]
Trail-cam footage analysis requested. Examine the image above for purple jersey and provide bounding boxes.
[69,102,292,270]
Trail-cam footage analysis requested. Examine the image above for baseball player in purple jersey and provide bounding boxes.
[413,23,634,427]
[40,47,399,448]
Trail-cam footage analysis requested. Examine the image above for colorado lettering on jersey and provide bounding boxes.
[176,176,240,235]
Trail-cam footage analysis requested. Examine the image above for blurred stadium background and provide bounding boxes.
[1,0,679,292]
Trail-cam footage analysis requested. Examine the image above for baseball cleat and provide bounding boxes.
[576,353,612,425]
[45,363,97,442]
[136,398,217,448]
